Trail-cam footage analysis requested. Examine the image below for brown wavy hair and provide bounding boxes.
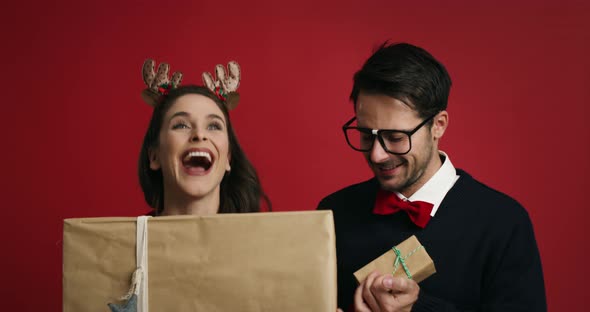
[138,85,270,215]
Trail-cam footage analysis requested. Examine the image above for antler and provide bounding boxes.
[202,61,241,110]
[141,59,183,106]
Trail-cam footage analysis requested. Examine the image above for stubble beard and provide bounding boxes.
[376,140,435,195]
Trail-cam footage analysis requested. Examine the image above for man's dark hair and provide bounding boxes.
[350,42,452,118]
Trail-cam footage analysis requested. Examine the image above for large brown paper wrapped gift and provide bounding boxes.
[353,235,435,284]
[63,211,336,312]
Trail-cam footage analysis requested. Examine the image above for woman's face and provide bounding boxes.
[149,94,230,203]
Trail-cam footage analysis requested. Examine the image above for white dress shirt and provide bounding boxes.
[396,151,460,217]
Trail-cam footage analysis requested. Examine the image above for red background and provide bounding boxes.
[1,0,588,310]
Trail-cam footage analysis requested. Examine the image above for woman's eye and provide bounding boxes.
[207,122,223,131]
[172,122,190,130]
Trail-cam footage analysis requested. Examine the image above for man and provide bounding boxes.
[318,43,546,311]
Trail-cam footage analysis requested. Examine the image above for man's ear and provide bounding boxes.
[149,147,161,170]
[432,110,449,140]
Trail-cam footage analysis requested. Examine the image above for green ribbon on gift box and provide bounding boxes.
[391,245,424,280]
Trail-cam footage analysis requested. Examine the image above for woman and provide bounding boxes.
[137,60,269,216]
[109,60,336,312]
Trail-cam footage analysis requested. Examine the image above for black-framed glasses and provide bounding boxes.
[342,113,437,155]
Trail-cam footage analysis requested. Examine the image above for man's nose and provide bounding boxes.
[369,137,389,163]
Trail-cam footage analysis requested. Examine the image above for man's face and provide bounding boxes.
[355,92,441,196]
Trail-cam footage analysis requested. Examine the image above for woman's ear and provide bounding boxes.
[226,152,231,172]
[432,110,449,140]
[148,147,161,170]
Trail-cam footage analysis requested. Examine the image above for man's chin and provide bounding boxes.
[376,176,405,193]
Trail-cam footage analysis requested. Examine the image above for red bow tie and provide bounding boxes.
[373,189,434,228]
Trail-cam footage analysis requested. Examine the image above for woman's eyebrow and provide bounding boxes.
[207,114,226,125]
[169,111,189,122]
[168,112,226,125]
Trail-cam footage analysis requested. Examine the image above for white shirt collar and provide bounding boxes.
[396,151,459,217]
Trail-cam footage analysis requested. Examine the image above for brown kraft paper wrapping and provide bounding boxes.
[63,211,336,312]
[353,235,436,284]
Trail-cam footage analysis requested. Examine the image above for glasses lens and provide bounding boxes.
[380,131,410,154]
[345,128,374,151]
[344,128,412,154]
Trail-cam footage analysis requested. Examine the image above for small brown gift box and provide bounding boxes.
[63,211,337,312]
[353,235,436,283]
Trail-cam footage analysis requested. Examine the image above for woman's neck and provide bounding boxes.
[160,188,220,216]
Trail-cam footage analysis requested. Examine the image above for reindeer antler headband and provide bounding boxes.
[202,61,241,110]
[140,59,241,110]
[141,59,183,107]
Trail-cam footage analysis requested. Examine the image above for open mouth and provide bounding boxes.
[182,150,214,173]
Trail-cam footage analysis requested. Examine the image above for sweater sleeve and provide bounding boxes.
[413,211,546,312]
[413,291,472,312]
[479,210,546,311]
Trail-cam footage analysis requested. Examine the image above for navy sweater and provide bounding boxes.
[318,169,546,311]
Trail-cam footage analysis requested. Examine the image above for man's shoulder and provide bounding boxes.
[317,178,377,210]
[454,169,529,219]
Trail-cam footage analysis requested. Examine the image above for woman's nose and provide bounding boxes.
[190,129,208,142]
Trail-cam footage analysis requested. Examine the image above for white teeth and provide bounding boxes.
[184,151,212,162]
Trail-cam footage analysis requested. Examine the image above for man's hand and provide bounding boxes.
[353,271,419,312]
